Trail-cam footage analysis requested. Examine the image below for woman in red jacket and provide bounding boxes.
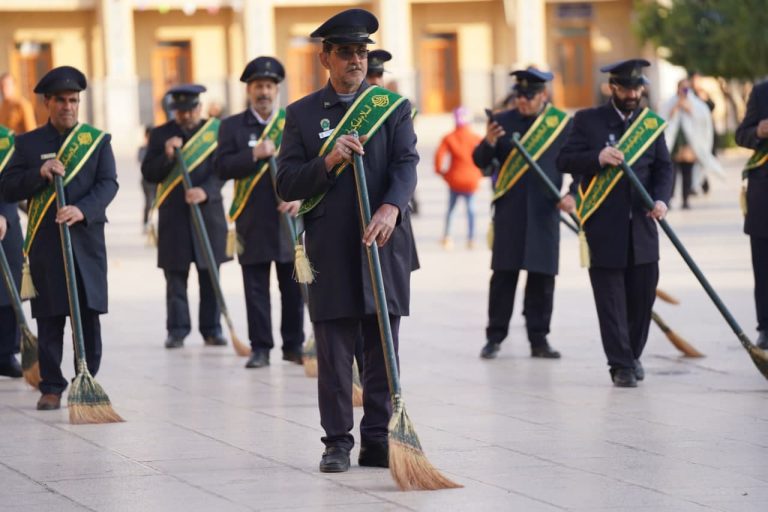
[435,107,483,249]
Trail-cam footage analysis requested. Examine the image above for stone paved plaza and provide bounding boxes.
[1,118,767,511]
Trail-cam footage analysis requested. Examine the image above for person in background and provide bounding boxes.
[434,106,483,249]
[138,125,155,232]
[0,73,36,134]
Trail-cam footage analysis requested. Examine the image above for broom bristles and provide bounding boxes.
[294,244,315,284]
[747,345,768,379]
[228,324,251,357]
[665,330,705,358]
[655,288,680,305]
[388,400,462,491]
[302,334,318,378]
[67,371,124,424]
[352,359,363,407]
[20,326,40,388]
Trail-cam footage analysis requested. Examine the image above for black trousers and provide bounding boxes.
[671,161,694,206]
[241,262,304,353]
[164,267,221,339]
[486,270,555,346]
[314,315,399,451]
[37,310,102,396]
[751,236,768,332]
[0,305,19,360]
[588,262,658,371]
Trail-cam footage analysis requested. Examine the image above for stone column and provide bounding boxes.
[97,0,140,156]
[375,0,415,100]
[511,0,546,68]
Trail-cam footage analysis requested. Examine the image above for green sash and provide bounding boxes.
[24,123,106,255]
[229,109,286,221]
[298,86,406,215]
[743,143,768,178]
[0,125,14,174]
[577,108,667,224]
[493,104,569,201]
[153,117,220,209]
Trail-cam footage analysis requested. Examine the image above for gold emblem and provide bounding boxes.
[0,138,9,150]
[77,132,93,145]
[643,118,658,129]
[372,95,390,108]
[277,118,285,130]
[203,132,215,143]
[545,116,559,128]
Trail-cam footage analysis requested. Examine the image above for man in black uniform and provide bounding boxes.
[557,59,672,387]
[0,136,23,379]
[216,57,304,368]
[142,85,230,349]
[736,80,768,350]
[474,68,573,361]
[366,49,391,87]
[276,8,419,473]
[0,66,118,408]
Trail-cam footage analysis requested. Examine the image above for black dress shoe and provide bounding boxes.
[282,351,303,365]
[245,350,270,369]
[164,336,184,349]
[0,356,22,378]
[531,344,561,359]
[37,393,61,410]
[480,342,500,359]
[757,331,768,350]
[359,441,388,468]
[611,368,638,388]
[319,446,350,473]
[634,359,645,381]
[204,335,227,346]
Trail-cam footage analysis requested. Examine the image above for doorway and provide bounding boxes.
[11,41,53,126]
[151,41,193,125]
[419,33,460,114]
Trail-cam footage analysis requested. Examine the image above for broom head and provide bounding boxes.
[303,334,318,378]
[68,369,124,424]
[665,329,705,358]
[20,325,40,388]
[655,288,680,305]
[352,359,363,407]
[388,396,462,491]
[746,344,768,380]
[229,326,251,357]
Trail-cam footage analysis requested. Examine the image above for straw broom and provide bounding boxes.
[351,135,461,491]
[54,176,123,424]
[0,241,40,387]
[352,358,363,407]
[267,157,318,374]
[175,149,250,357]
[510,134,702,359]
[617,161,768,379]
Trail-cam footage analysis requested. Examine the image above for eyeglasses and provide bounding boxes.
[332,47,369,60]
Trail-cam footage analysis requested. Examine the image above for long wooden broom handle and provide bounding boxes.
[350,133,401,398]
[174,148,231,320]
[54,176,88,373]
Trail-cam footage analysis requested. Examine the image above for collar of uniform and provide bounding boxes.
[43,120,73,142]
[174,118,205,138]
[320,80,370,109]
[248,106,274,125]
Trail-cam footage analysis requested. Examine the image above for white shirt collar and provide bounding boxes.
[249,107,274,125]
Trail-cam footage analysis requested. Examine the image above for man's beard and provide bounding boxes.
[612,94,639,113]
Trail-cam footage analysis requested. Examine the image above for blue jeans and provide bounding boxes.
[444,190,476,240]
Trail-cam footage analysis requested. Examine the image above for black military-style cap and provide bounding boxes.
[33,66,87,94]
[310,8,378,45]
[367,49,392,75]
[167,84,206,111]
[600,59,651,87]
[240,56,285,84]
[510,67,553,94]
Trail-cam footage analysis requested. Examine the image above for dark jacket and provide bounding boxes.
[0,200,22,308]
[0,122,118,317]
[141,119,230,271]
[215,109,293,265]
[735,80,768,238]
[556,102,673,269]
[473,107,571,275]
[276,81,419,322]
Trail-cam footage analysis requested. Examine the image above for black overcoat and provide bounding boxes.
[556,102,673,269]
[141,119,229,271]
[215,109,293,265]
[0,122,118,317]
[0,201,22,308]
[276,81,419,322]
[473,107,571,275]
[735,80,768,238]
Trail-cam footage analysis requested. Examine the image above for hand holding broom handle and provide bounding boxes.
[616,160,768,378]
[349,131,460,491]
[510,134,703,357]
[0,241,40,387]
[174,148,249,357]
[54,175,122,423]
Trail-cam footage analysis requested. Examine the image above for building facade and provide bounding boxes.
[0,0,648,156]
